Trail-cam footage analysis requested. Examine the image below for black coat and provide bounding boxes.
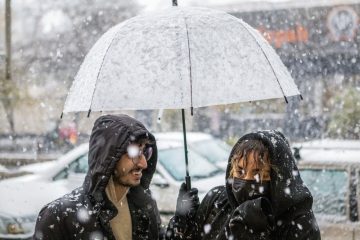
[33,115,163,240]
[190,130,321,240]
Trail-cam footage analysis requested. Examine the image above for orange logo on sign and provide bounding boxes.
[258,25,309,48]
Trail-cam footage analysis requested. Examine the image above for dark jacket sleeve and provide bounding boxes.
[166,186,224,240]
[228,197,273,240]
[192,186,228,239]
[228,198,321,240]
[276,210,321,240]
[33,204,64,240]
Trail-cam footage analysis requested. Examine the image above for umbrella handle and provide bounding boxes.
[185,175,191,191]
[181,109,192,191]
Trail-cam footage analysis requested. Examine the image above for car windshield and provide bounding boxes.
[53,154,88,181]
[192,139,231,164]
[158,147,222,181]
[300,169,348,217]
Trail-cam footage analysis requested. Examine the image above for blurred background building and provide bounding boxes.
[0,0,359,154]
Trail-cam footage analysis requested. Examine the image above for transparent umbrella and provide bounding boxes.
[62,6,301,189]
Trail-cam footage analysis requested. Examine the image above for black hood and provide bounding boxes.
[225,130,312,217]
[83,114,158,202]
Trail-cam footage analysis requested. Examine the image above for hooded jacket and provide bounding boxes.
[33,115,162,240]
[190,130,321,240]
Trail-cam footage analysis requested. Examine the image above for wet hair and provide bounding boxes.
[129,134,153,146]
[229,139,270,180]
[135,137,151,146]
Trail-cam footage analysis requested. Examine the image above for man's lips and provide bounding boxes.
[130,168,142,178]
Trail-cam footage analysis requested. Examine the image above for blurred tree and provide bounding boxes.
[160,110,182,131]
[0,66,42,133]
[327,87,360,139]
[0,77,18,133]
[0,0,16,133]
[0,0,140,134]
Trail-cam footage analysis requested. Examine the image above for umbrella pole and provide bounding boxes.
[181,109,191,190]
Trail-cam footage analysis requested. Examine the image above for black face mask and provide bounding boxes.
[232,177,270,205]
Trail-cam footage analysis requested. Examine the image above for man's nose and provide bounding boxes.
[136,155,147,169]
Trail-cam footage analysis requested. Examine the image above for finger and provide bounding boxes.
[182,194,197,203]
[183,188,197,195]
[189,194,199,202]
[189,194,199,201]
[180,182,187,191]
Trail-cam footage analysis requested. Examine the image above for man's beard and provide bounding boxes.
[113,167,142,187]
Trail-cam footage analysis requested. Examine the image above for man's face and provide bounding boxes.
[113,143,148,187]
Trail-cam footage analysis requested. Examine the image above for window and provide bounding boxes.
[73,154,89,173]
[300,169,348,217]
[53,154,89,181]
[158,147,222,181]
[192,139,231,164]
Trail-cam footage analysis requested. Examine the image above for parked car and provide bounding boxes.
[0,164,29,180]
[0,135,225,239]
[0,164,9,179]
[155,132,231,169]
[294,139,360,240]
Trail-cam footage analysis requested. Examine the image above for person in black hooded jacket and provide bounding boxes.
[33,114,197,240]
[186,130,321,240]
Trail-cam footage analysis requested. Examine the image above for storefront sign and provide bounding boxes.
[232,4,360,51]
[231,3,360,74]
[327,6,358,41]
[258,25,309,48]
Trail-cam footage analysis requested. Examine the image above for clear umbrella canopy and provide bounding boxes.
[63,6,300,114]
[63,6,301,190]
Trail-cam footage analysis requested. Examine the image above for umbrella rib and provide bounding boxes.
[88,31,119,114]
[240,21,289,103]
[183,15,194,112]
